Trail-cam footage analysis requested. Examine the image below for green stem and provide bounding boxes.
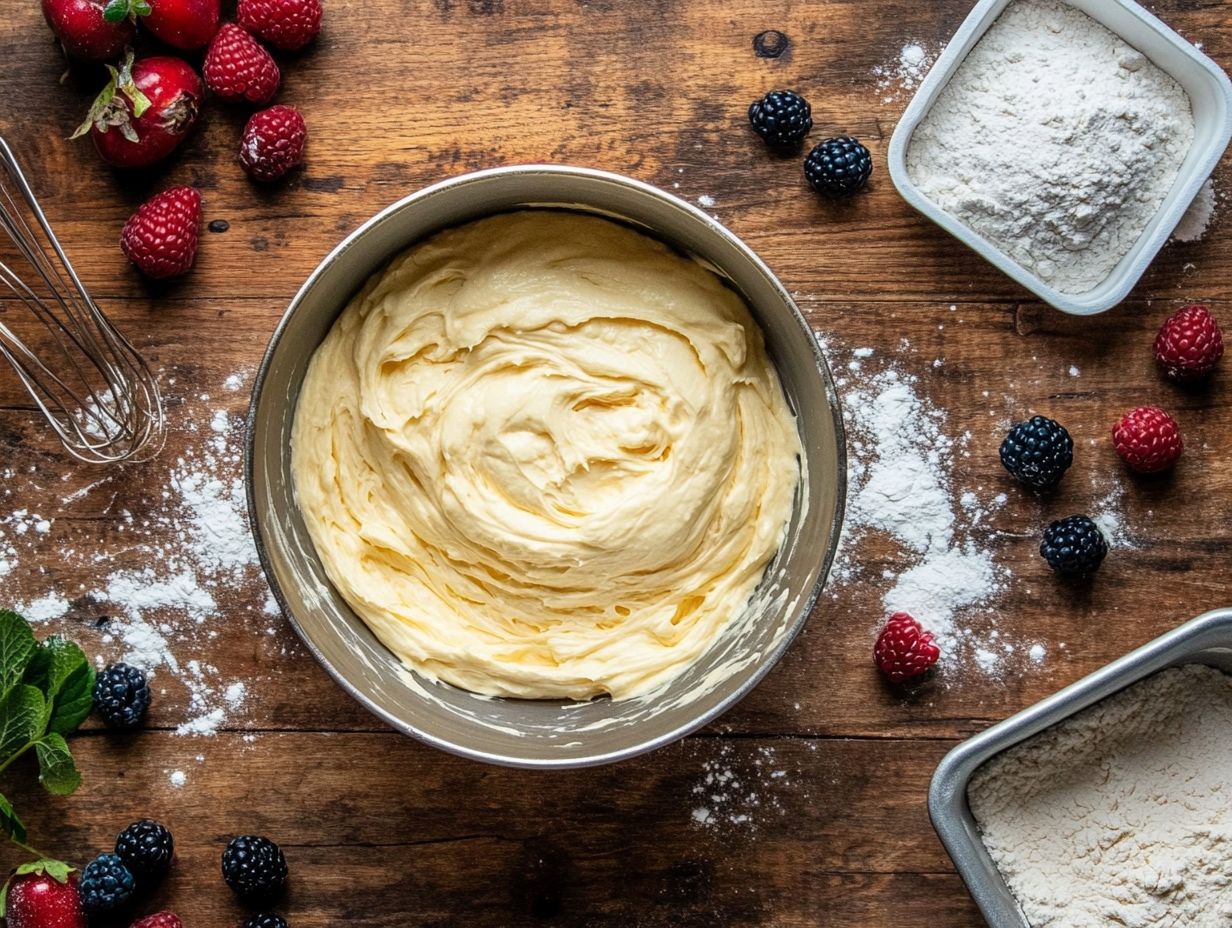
[0,742,34,779]
[8,836,51,862]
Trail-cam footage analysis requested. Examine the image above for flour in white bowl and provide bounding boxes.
[969,664,1232,927]
[907,0,1195,294]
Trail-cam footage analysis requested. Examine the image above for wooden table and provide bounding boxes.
[1,0,1230,924]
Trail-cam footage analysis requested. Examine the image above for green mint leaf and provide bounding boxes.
[47,660,94,736]
[103,0,129,22]
[0,612,36,701]
[0,793,27,846]
[35,734,80,796]
[25,636,83,700]
[0,876,9,916]
[0,685,47,760]
[132,0,151,14]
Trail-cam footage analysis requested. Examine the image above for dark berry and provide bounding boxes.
[93,662,150,728]
[1040,515,1108,578]
[79,853,136,913]
[242,915,288,928]
[804,136,872,197]
[115,818,174,884]
[1000,415,1074,489]
[222,835,288,903]
[747,90,813,150]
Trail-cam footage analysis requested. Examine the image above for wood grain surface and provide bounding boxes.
[0,0,1230,924]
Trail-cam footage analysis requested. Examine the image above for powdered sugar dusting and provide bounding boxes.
[874,41,940,102]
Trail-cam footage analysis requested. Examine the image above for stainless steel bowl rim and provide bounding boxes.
[245,164,847,768]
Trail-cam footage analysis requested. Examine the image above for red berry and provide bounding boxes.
[239,104,306,182]
[1154,303,1224,382]
[121,186,202,279]
[5,870,85,928]
[141,0,220,49]
[130,913,184,928]
[874,612,940,683]
[74,53,203,169]
[41,0,134,61]
[203,23,280,104]
[237,0,321,50]
[1113,405,1183,474]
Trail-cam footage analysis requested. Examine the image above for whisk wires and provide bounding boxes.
[0,135,164,464]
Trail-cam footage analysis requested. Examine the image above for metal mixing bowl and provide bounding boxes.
[246,165,846,768]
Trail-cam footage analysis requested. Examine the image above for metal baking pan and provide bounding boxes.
[929,607,1232,927]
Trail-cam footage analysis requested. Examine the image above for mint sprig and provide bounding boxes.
[0,610,95,899]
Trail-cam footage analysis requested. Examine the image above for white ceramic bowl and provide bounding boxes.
[887,0,1232,316]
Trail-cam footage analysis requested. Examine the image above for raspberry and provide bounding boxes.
[132,913,184,928]
[203,23,281,105]
[93,662,151,728]
[115,819,174,884]
[120,186,201,280]
[1040,515,1107,578]
[237,0,321,50]
[874,612,940,683]
[1000,415,1073,489]
[1154,303,1223,382]
[239,105,307,182]
[1113,405,1183,474]
[222,835,288,903]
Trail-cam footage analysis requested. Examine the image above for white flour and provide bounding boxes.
[969,665,1232,927]
[907,0,1195,294]
[874,41,939,102]
[1173,179,1217,243]
[10,370,277,740]
[825,345,1011,675]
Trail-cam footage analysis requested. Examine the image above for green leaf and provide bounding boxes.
[132,0,151,14]
[0,794,27,846]
[47,661,94,736]
[0,612,36,701]
[35,734,80,796]
[25,636,83,701]
[102,0,129,22]
[0,685,47,761]
[14,859,71,883]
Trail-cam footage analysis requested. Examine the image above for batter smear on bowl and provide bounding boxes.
[291,211,801,700]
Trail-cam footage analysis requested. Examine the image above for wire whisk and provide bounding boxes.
[0,135,164,465]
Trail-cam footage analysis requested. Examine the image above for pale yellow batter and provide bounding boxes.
[291,211,801,700]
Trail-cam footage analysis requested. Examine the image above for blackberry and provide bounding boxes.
[222,835,288,903]
[748,90,813,150]
[79,853,136,913]
[115,819,174,884]
[242,916,288,928]
[1000,415,1074,489]
[1040,515,1108,578]
[804,136,872,197]
[93,662,151,728]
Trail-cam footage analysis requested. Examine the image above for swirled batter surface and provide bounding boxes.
[291,211,801,699]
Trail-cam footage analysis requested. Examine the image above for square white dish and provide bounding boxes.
[887,0,1232,316]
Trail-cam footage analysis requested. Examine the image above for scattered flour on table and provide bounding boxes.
[1172,178,1217,243]
[821,342,1011,677]
[873,41,940,102]
[688,742,810,832]
[6,370,278,741]
[907,0,1195,294]
[969,665,1232,927]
